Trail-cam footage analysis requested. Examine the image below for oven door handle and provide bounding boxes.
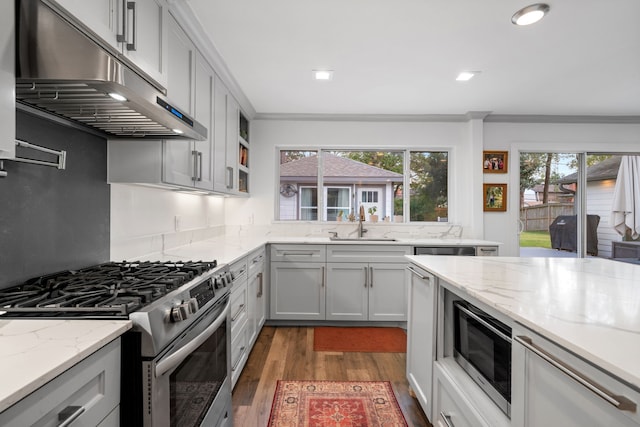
[155,300,230,378]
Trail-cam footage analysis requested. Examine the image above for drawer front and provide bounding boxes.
[270,244,326,262]
[0,339,121,427]
[231,327,248,387]
[433,362,482,427]
[512,324,640,426]
[248,249,266,276]
[327,245,411,263]
[230,257,248,290]
[231,283,249,338]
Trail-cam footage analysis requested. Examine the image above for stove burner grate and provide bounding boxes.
[0,260,217,317]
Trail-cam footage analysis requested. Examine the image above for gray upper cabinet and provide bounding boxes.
[53,0,168,88]
[0,0,14,160]
[213,74,244,195]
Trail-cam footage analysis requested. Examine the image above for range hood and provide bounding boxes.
[16,0,207,140]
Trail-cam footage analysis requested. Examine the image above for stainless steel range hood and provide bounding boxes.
[16,0,207,140]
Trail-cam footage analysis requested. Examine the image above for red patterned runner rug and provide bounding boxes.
[268,380,408,426]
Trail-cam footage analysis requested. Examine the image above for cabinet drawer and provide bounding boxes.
[0,338,121,427]
[248,248,266,276]
[270,244,326,262]
[512,325,640,427]
[327,245,411,263]
[433,359,510,427]
[230,283,248,338]
[231,327,248,387]
[230,258,248,291]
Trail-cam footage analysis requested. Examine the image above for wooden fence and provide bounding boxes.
[520,203,575,231]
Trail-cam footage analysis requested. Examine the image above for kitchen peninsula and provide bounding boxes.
[407,255,640,427]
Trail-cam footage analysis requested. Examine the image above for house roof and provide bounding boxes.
[558,156,622,184]
[280,154,403,183]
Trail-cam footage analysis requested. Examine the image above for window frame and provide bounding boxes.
[276,146,451,223]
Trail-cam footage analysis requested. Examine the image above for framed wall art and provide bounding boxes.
[483,183,507,212]
[483,151,508,173]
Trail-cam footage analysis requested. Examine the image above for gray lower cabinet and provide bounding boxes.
[270,261,326,320]
[247,249,266,346]
[0,338,121,427]
[512,325,640,427]
[326,262,408,321]
[406,265,436,420]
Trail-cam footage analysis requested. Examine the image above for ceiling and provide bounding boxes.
[186,0,640,118]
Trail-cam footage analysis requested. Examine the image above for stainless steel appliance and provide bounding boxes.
[16,0,207,140]
[453,300,512,417]
[0,260,233,427]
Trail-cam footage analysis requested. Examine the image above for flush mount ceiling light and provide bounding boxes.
[313,70,334,81]
[108,92,127,102]
[511,3,550,26]
[456,71,480,81]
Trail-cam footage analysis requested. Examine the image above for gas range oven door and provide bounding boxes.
[143,295,232,427]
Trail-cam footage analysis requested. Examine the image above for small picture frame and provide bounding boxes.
[483,151,508,173]
[483,183,507,212]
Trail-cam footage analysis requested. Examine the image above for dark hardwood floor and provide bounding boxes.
[232,326,432,426]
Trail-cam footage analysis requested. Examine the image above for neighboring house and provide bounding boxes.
[557,156,622,258]
[279,154,403,221]
[525,184,574,206]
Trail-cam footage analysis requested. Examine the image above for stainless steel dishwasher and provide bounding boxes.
[414,246,497,256]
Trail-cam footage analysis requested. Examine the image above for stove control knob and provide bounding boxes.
[188,298,199,314]
[213,276,223,289]
[170,303,190,322]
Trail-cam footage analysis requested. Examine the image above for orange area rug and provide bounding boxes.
[268,380,408,426]
[313,327,407,353]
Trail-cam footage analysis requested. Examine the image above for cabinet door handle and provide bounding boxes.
[116,0,127,42]
[226,166,234,189]
[192,150,199,181]
[125,2,136,51]
[321,266,325,288]
[282,252,315,256]
[197,151,203,181]
[369,266,373,288]
[58,405,85,427]
[257,272,263,297]
[364,266,368,288]
[439,412,455,427]
[407,266,429,281]
[232,304,246,321]
[515,335,637,412]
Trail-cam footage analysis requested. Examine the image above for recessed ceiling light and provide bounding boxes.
[313,70,334,81]
[512,3,550,26]
[456,71,480,81]
[108,92,127,102]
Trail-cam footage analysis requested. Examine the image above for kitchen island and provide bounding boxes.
[406,255,640,427]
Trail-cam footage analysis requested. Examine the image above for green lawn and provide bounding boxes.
[520,231,552,248]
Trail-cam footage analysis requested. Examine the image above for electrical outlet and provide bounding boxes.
[174,215,181,231]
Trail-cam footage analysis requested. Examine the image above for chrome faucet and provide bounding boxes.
[358,205,368,238]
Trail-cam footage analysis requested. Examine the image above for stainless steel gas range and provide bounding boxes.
[0,260,233,427]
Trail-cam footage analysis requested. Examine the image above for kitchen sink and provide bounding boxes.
[329,237,397,242]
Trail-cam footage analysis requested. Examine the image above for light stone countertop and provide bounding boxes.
[0,319,132,412]
[406,255,640,390]
[137,235,501,266]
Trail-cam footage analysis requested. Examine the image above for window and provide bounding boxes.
[300,187,317,220]
[325,187,351,221]
[410,151,449,221]
[277,148,449,222]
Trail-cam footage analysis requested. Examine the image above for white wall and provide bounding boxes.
[225,119,484,238]
[484,121,640,256]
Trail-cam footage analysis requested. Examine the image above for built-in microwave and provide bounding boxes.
[453,300,512,417]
